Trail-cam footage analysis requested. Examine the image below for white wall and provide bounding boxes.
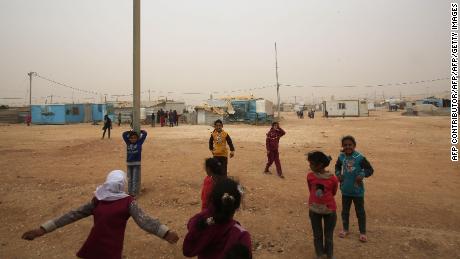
[324,100,360,117]
[197,110,206,124]
[256,99,274,115]
[359,100,369,116]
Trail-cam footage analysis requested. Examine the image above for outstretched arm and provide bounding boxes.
[22,200,95,240]
[122,131,131,144]
[278,128,286,137]
[129,201,179,244]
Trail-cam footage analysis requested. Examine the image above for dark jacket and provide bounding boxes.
[122,130,147,163]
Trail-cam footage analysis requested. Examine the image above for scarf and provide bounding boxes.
[94,170,130,201]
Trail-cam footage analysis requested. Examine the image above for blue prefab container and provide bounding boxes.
[65,104,85,123]
[31,104,66,124]
[246,100,257,121]
[92,104,106,121]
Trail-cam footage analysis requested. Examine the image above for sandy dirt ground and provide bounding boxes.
[0,110,459,259]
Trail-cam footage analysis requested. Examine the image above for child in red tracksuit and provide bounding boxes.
[184,178,251,259]
[306,151,338,259]
[201,157,225,210]
[264,122,286,178]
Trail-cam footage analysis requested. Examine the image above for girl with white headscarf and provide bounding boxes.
[22,170,179,259]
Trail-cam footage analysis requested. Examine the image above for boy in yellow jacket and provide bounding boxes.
[209,119,235,176]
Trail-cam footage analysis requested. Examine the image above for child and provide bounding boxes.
[307,151,338,259]
[201,157,225,210]
[335,135,374,242]
[122,129,147,196]
[118,112,122,126]
[209,119,235,176]
[102,114,112,139]
[183,178,251,259]
[264,122,286,178]
[22,170,179,259]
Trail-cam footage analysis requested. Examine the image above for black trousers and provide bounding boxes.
[102,127,111,138]
[213,156,228,176]
[341,195,366,234]
[309,211,336,258]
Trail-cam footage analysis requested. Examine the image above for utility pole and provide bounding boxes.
[27,72,36,119]
[148,89,151,103]
[50,94,53,104]
[133,0,141,133]
[275,42,280,120]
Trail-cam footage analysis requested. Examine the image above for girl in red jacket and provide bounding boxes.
[184,178,251,259]
[22,170,179,259]
[201,157,225,210]
[307,151,338,259]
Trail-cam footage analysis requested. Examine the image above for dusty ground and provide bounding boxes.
[0,110,459,259]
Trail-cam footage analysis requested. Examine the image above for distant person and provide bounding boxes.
[169,109,175,127]
[209,119,235,176]
[165,111,170,127]
[335,135,374,243]
[264,122,286,178]
[160,109,165,127]
[151,112,155,127]
[325,110,329,118]
[311,110,315,119]
[122,129,147,196]
[157,110,161,124]
[26,114,31,126]
[307,151,338,259]
[201,158,225,210]
[118,112,122,127]
[174,110,179,126]
[183,178,251,259]
[22,170,179,258]
[101,115,112,139]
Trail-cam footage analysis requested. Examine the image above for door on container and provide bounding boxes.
[197,110,205,124]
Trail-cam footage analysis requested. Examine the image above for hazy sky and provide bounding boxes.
[0,0,451,105]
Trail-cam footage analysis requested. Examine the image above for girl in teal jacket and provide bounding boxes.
[335,135,374,242]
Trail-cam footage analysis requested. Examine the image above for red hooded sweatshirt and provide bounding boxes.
[201,176,213,210]
[183,209,252,259]
[307,172,339,214]
[266,127,285,151]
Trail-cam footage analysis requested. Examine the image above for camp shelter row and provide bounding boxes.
[194,98,274,125]
[31,104,110,124]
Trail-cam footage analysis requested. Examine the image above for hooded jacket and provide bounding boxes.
[183,209,252,259]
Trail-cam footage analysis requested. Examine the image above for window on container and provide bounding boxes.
[72,107,79,115]
[338,103,346,109]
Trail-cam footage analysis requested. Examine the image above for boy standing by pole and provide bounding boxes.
[209,119,235,176]
[122,130,147,196]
